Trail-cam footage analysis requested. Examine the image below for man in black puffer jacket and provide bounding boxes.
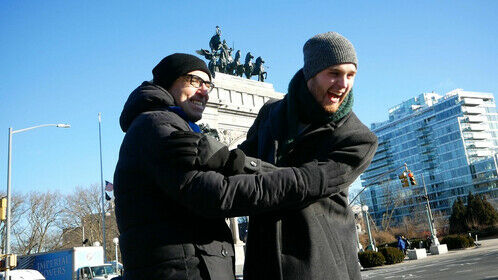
[114,53,349,279]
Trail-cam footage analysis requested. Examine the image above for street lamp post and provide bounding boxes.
[112,237,119,273]
[5,123,70,279]
[362,205,376,251]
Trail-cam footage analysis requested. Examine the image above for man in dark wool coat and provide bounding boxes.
[114,53,350,279]
[238,31,378,280]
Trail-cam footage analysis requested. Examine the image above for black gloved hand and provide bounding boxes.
[298,160,348,198]
[223,149,247,175]
[162,131,231,171]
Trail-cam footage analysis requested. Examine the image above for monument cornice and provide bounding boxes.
[212,72,284,99]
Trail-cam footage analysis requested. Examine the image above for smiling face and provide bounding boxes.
[306,63,357,114]
[168,70,211,122]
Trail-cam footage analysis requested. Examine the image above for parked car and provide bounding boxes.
[0,269,46,280]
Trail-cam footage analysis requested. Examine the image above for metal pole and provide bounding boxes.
[98,113,107,262]
[115,242,118,272]
[362,205,376,251]
[5,128,12,280]
[422,175,439,246]
[82,223,85,246]
[424,204,434,234]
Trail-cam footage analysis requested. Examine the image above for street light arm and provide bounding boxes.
[12,123,70,134]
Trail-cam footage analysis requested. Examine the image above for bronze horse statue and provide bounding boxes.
[253,56,267,82]
[244,53,267,81]
[244,52,255,79]
[227,50,244,76]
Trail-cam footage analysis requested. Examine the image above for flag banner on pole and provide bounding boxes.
[105,181,114,192]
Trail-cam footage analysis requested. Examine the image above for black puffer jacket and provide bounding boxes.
[239,71,378,280]
[114,81,348,279]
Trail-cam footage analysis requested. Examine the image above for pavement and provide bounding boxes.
[361,238,498,280]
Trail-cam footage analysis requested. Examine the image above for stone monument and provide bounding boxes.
[196,26,281,277]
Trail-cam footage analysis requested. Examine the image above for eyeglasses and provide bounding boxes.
[184,74,215,93]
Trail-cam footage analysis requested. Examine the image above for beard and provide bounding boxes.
[307,79,342,114]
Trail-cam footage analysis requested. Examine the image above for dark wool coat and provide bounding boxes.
[239,80,378,279]
[114,81,348,280]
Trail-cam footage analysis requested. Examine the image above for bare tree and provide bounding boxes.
[379,181,405,232]
[11,191,64,254]
[61,184,119,261]
[0,193,27,254]
[0,185,119,262]
[62,185,101,244]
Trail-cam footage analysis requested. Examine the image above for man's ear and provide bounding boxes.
[306,77,314,93]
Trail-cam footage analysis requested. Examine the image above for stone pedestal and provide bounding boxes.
[229,218,245,276]
[407,248,427,260]
[234,243,245,277]
[430,244,448,255]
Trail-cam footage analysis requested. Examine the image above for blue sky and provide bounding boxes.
[1,0,497,194]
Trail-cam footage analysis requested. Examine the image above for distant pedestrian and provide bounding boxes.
[426,235,432,249]
[397,236,406,254]
[402,235,410,251]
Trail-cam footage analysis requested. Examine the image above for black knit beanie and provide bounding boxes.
[152,53,212,90]
[303,32,358,81]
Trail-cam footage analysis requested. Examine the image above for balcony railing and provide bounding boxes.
[467,124,488,131]
[463,107,486,115]
[462,98,484,106]
[466,116,486,123]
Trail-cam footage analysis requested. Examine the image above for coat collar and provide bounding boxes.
[266,94,353,157]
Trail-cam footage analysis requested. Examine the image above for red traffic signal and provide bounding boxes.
[407,172,417,185]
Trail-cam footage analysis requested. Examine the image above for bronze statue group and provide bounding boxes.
[196,26,267,81]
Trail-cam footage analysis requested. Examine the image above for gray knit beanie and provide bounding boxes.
[303,32,358,81]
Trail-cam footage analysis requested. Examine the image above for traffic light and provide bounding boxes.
[399,172,409,187]
[9,254,17,269]
[0,197,6,221]
[0,256,5,271]
[408,172,417,185]
[0,254,15,271]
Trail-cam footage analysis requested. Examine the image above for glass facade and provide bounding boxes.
[360,89,498,227]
